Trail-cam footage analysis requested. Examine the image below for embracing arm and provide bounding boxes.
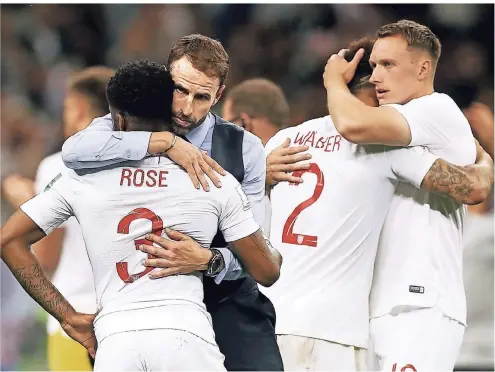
[62,115,224,190]
[325,78,412,146]
[421,141,494,205]
[230,229,281,287]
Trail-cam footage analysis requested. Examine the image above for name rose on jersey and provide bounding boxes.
[120,168,168,187]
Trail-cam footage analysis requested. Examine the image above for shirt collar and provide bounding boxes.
[185,112,214,147]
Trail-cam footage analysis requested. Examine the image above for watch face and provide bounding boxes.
[208,251,225,276]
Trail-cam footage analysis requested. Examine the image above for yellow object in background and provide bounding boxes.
[47,330,92,371]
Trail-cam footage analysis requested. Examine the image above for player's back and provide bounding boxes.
[61,156,237,345]
[262,116,429,348]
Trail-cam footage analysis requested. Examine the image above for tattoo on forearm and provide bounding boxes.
[423,159,474,203]
[13,262,72,322]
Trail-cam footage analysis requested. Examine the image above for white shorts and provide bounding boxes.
[277,334,367,371]
[369,306,465,371]
[94,329,226,371]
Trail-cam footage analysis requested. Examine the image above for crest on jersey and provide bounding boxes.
[235,184,251,211]
[44,173,62,192]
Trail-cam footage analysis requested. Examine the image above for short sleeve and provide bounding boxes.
[385,94,461,148]
[388,146,439,189]
[20,176,73,235]
[219,178,260,242]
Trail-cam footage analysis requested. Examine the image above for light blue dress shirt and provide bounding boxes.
[62,113,266,283]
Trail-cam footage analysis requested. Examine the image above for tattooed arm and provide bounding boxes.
[230,229,282,287]
[1,208,97,357]
[421,141,494,205]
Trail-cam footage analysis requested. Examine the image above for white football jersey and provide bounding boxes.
[34,152,97,336]
[21,156,259,344]
[370,93,476,325]
[261,116,438,348]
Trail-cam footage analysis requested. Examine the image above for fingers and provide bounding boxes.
[279,145,310,156]
[277,137,291,149]
[199,157,222,189]
[192,160,209,192]
[139,244,174,259]
[164,228,188,242]
[350,48,365,67]
[144,233,174,248]
[149,267,182,279]
[202,152,226,176]
[337,48,348,57]
[269,162,311,173]
[184,164,200,190]
[144,257,173,268]
[271,172,304,184]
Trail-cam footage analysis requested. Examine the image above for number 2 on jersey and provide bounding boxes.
[282,163,324,247]
[116,208,163,283]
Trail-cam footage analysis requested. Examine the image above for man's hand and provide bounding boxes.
[150,132,226,192]
[266,138,312,186]
[323,48,365,88]
[2,174,35,209]
[139,228,213,279]
[60,312,97,358]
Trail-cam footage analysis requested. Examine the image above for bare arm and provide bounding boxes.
[323,52,412,146]
[325,81,412,146]
[230,229,281,287]
[31,228,65,278]
[1,210,97,356]
[421,143,494,205]
[1,210,76,322]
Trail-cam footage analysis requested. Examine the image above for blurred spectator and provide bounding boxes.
[222,78,290,145]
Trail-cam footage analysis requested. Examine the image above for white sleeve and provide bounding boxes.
[385,99,447,147]
[20,178,73,235]
[388,146,439,189]
[219,182,260,242]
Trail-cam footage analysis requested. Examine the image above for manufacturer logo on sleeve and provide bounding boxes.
[409,285,425,294]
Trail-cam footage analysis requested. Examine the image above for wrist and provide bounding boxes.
[60,307,77,326]
[149,132,174,154]
[198,249,213,271]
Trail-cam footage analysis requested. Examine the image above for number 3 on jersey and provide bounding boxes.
[116,208,163,283]
[282,163,324,247]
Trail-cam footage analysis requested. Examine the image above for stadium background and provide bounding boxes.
[0,3,493,370]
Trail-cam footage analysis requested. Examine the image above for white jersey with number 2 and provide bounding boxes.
[21,156,259,345]
[261,116,438,348]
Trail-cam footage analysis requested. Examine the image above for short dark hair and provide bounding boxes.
[167,34,229,86]
[345,37,375,93]
[106,60,174,124]
[226,78,290,128]
[377,19,442,63]
[68,66,115,115]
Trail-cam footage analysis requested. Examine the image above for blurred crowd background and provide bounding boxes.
[1,3,493,370]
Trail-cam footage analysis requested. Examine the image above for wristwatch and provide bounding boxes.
[205,248,225,277]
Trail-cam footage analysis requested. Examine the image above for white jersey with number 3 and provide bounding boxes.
[262,116,438,348]
[21,156,259,345]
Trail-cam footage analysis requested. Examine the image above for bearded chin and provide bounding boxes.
[170,113,209,136]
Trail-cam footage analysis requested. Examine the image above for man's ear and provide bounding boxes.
[239,112,253,132]
[213,85,226,106]
[418,58,432,81]
[117,113,127,131]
